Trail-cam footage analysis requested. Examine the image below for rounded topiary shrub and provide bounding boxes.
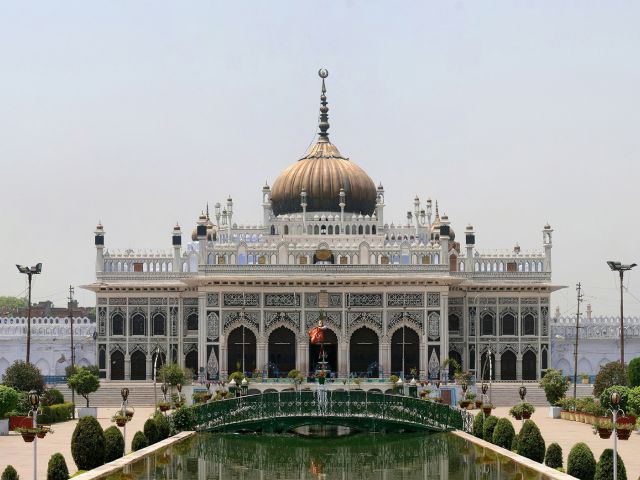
[153,412,170,441]
[482,415,498,442]
[131,431,149,452]
[171,406,195,432]
[1,466,19,480]
[594,448,626,480]
[472,412,484,438]
[567,442,596,480]
[104,426,125,463]
[46,453,69,480]
[143,418,159,445]
[492,418,515,449]
[628,357,640,388]
[511,432,519,452]
[516,420,545,463]
[545,442,563,469]
[71,416,105,470]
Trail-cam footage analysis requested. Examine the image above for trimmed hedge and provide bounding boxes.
[629,357,640,388]
[594,448,626,480]
[104,426,125,463]
[472,412,484,438]
[516,420,545,463]
[545,442,563,469]
[131,431,149,452]
[143,418,159,445]
[71,416,105,470]
[491,418,515,450]
[482,415,498,442]
[171,406,195,432]
[627,386,640,417]
[153,412,170,441]
[42,389,65,406]
[567,442,596,480]
[1,466,18,480]
[46,453,69,480]
[511,432,519,452]
[38,403,75,424]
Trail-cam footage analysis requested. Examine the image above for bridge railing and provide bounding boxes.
[191,390,469,433]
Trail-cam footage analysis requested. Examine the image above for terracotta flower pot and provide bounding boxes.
[159,405,169,412]
[482,407,493,415]
[522,412,532,420]
[616,429,631,440]
[36,431,47,439]
[116,419,126,427]
[514,414,522,420]
[21,432,36,443]
[598,428,612,439]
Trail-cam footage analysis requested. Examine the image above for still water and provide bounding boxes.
[113,431,550,480]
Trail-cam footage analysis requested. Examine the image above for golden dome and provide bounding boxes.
[191,218,217,242]
[270,69,377,216]
[270,139,377,216]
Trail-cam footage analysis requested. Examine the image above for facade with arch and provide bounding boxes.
[86,71,557,382]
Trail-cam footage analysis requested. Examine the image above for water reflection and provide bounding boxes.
[112,433,552,480]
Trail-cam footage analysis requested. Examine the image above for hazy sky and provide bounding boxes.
[2,2,639,315]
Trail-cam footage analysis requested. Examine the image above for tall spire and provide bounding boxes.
[318,68,330,142]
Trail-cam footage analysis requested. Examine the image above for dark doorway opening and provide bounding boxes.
[268,327,296,377]
[391,327,419,377]
[349,327,379,377]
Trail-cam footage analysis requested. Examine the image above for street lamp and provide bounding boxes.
[519,386,527,402]
[28,390,40,480]
[16,263,43,364]
[609,391,623,480]
[607,261,637,364]
[120,388,129,453]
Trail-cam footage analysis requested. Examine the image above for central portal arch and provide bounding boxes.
[349,327,379,377]
[227,326,257,374]
[268,327,296,377]
[309,328,338,374]
[391,327,420,377]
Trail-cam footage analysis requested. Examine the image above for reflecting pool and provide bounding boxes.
[112,432,552,480]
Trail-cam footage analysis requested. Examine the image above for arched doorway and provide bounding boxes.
[479,351,495,380]
[130,350,146,380]
[227,326,257,375]
[391,327,419,377]
[448,350,463,380]
[111,350,125,380]
[349,327,379,377]
[151,351,166,380]
[309,328,338,375]
[501,350,517,380]
[522,350,537,380]
[185,350,198,379]
[268,327,296,377]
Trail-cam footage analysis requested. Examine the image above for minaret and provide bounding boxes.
[439,214,451,267]
[339,188,346,229]
[196,212,207,264]
[376,183,385,227]
[465,224,475,263]
[413,195,421,234]
[318,68,330,142]
[172,222,182,272]
[226,196,233,241]
[262,182,272,227]
[300,188,307,232]
[543,223,553,272]
[94,222,105,274]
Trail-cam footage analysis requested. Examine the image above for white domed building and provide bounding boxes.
[84,71,557,383]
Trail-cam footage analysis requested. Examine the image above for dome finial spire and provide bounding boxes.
[318,68,330,141]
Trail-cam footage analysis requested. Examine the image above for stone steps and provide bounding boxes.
[483,383,593,406]
[53,382,160,407]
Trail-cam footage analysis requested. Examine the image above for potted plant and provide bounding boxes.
[419,389,430,399]
[67,367,100,418]
[317,370,327,385]
[158,401,170,412]
[0,386,19,436]
[125,407,135,419]
[509,404,523,420]
[593,417,613,439]
[111,412,129,427]
[458,398,471,408]
[580,373,590,384]
[481,403,494,415]
[16,427,39,442]
[36,425,51,438]
[615,421,634,440]
[539,369,569,419]
[520,402,535,419]
[432,397,442,404]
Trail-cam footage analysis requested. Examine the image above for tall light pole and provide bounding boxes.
[16,263,42,364]
[607,261,637,364]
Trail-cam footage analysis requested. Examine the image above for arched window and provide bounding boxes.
[328,225,333,234]
[365,225,370,234]
[345,225,350,235]
[131,313,145,336]
[523,313,536,335]
[111,314,124,336]
[335,225,340,234]
[448,314,460,334]
[187,313,198,332]
[372,225,376,234]
[314,225,319,235]
[358,225,364,234]
[501,313,516,336]
[459,261,465,271]
[284,225,289,235]
[153,313,165,336]
[270,225,275,235]
[475,262,480,272]
[481,312,494,336]
[498,262,504,272]
[538,261,543,272]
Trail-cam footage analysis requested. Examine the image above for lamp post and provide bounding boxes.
[607,261,637,364]
[519,385,527,403]
[396,377,404,396]
[28,390,40,480]
[241,378,248,396]
[16,263,42,364]
[120,388,129,453]
[609,391,623,480]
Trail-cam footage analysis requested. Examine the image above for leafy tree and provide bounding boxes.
[46,453,69,480]
[627,386,640,417]
[0,296,28,311]
[482,415,498,442]
[71,416,105,470]
[67,368,100,407]
[594,448,627,480]
[2,361,44,393]
[516,420,545,463]
[539,368,568,405]
[599,385,630,412]
[627,357,640,388]
[41,389,65,406]
[1,466,18,480]
[567,442,596,480]
[593,362,627,397]
[171,406,195,432]
[158,363,187,386]
[0,386,19,417]
[104,426,124,463]
[545,443,563,469]
[131,431,148,452]
[491,418,515,449]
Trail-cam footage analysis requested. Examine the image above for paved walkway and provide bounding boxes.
[492,407,640,480]
[0,408,155,480]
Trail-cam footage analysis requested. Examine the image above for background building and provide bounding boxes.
[84,71,559,382]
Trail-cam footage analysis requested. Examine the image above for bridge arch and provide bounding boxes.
[349,327,379,377]
[268,326,296,377]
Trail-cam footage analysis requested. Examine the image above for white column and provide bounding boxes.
[440,292,449,376]
[198,293,207,381]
